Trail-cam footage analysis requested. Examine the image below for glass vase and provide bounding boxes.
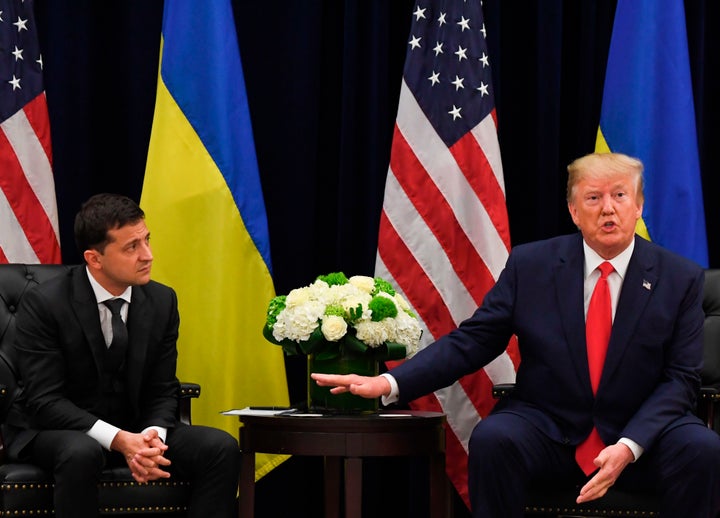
[307,351,379,414]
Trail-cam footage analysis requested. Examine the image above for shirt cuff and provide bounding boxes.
[380,372,399,405]
[87,419,121,451]
[618,437,644,461]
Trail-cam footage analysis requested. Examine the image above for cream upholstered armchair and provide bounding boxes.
[0,263,201,515]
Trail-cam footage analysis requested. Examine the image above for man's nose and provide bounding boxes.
[140,242,153,260]
[601,195,615,214]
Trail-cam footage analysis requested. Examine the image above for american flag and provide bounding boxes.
[0,0,60,264]
[375,0,519,507]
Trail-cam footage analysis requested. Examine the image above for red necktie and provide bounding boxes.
[575,261,614,475]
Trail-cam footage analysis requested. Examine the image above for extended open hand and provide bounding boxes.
[310,373,391,398]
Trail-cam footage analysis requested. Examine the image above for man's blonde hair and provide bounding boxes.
[566,152,644,204]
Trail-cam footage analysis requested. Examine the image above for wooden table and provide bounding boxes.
[237,410,449,518]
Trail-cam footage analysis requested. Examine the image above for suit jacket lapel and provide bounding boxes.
[555,234,592,390]
[70,267,106,375]
[600,237,657,389]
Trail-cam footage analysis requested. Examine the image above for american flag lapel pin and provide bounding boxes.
[642,279,652,290]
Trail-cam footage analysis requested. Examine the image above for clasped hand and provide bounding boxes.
[112,429,171,483]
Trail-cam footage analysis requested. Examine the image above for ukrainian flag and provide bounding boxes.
[141,0,289,478]
[595,0,708,267]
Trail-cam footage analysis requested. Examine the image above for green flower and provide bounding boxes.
[316,272,349,286]
[266,295,286,328]
[368,295,398,322]
[324,303,346,318]
[372,277,396,296]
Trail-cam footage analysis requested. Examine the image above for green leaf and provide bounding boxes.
[296,327,327,355]
[343,333,370,355]
[383,342,407,361]
[262,324,302,356]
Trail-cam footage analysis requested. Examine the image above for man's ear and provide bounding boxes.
[84,249,102,270]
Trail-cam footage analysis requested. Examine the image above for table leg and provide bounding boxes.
[324,456,341,518]
[344,457,362,518]
[238,451,255,518]
[429,451,451,518]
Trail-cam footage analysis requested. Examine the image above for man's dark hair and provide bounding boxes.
[74,193,145,255]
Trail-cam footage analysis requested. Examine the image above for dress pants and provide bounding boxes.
[30,423,241,518]
[467,412,720,518]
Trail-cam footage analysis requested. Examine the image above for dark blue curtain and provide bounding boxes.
[33,1,720,516]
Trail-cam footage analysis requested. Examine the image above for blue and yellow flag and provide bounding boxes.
[596,0,708,267]
[142,0,289,478]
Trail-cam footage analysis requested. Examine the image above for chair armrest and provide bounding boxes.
[178,382,201,426]
[492,383,516,399]
[699,386,719,430]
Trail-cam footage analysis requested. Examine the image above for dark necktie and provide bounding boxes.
[103,299,128,371]
[575,261,614,475]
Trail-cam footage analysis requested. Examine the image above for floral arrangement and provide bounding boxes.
[263,272,422,361]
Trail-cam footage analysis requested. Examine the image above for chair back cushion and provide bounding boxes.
[703,269,720,388]
[0,265,72,422]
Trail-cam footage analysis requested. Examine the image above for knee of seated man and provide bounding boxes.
[57,434,105,470]
[184,425,240,460]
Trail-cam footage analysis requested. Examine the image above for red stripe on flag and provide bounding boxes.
[24,94,54,168]
[442,410,471,506]
[0,129,60,264]
[390,125,495,307]
[449,118,511,250]
[408,391,472,506]
[377,210,457,339]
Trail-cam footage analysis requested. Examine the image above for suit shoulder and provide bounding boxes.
[509,233,580,261]
[635,236,704,277]
[144,279,175,294]
[138,280,178,303]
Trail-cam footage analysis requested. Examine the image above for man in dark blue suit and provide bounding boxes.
[5,194,240,517]
[313,153,720,517]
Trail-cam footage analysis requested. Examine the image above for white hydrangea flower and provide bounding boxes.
[392,310,423,357]
[355,320,391,347]
[273,299,324,342]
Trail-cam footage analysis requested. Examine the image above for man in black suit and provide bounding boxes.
[313,153,720,517]
[6,193,240,517]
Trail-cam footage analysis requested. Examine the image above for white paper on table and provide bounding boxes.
[220,407,297,416]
